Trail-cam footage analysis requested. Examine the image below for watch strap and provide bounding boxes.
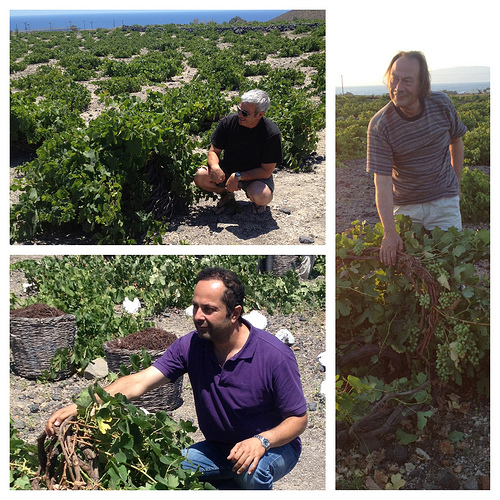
[254,434,270,450]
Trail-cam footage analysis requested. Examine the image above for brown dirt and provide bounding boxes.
[105,328,177,350]
[10,303,66,318]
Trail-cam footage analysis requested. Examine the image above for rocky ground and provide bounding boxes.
[335,159,490,490]
[9,260,326,490]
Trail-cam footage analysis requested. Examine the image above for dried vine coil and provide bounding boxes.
[32,417,100,490]
[336,248,441,356]
[143,157,186,221]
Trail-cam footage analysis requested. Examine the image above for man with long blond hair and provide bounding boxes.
[367,51,467,266]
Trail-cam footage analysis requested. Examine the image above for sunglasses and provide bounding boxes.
[237,105,256,118]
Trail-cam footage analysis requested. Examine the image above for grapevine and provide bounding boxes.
[32,385,209,490]
[336,217,489,388]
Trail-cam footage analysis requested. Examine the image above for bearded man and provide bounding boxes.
[45,267,307,490]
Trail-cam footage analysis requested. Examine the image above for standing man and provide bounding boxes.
[367,51,467,266]
[194,89,282,214]
[45,267,307,490]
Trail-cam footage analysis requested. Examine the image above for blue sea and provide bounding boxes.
[336,82,490,96]
[10,10,289,31]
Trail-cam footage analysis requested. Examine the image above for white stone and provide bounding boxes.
[242,310,267,329]
[275,328,295,345]
[123,297,141,314]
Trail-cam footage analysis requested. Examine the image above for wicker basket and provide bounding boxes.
[10,313,76,380]
[103,342,183,413]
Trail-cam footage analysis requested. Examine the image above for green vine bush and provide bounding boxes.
[11,254,326,372]
[10,418,39,489]
[336,216,489,388]
[460,167,490,223]
[336,217,489,448]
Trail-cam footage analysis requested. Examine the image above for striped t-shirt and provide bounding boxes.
[367,92,467,205]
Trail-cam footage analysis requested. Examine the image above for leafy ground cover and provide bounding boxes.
[10,20,325,244]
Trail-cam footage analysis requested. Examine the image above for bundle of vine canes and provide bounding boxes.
[143,156,187,221]
[337,247,440,356]
[336,248,439,442]
[33,416,100,490]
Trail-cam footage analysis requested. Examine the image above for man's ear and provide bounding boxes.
[231,305,243,322]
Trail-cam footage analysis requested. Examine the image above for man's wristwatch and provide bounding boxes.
[254,434,271,451]
[234,171,242,188]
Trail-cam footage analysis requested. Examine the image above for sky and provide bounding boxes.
[333,0,496,87]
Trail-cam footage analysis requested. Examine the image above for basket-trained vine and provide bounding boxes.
[336,216,489,389]
[31,384,211,490]
[10,21,325,244]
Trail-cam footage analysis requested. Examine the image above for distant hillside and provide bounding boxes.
[431,66,490,83]
[269,10,325,22]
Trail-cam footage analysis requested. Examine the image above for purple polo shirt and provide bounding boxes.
[153,319,307,451]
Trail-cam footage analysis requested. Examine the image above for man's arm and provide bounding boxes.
[227,412,308,475]
[449,136,465,195]
[45,366,169,436]
[225,163,275,192]
[207,144,225,183]
[374,173,403,266]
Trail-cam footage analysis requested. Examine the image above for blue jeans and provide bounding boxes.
[181,440,300,490]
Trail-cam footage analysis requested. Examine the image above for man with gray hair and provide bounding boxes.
[194,89,282,214]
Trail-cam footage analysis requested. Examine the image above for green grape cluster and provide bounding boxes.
[406,326,420,353]
[454,323,480,366]
[426,260,449,280]
[352,239,364,256]
[438,291,461,309]
[436,343,453,381]
[418,293,431,307]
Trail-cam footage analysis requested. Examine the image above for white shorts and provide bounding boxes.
[394,195,462,231]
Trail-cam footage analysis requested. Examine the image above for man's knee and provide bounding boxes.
[235,465,273,490]
[193,167,208,188]
[246,182,273,206]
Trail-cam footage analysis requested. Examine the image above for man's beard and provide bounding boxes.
[194,318,232,343]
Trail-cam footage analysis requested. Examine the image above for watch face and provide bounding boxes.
[255,434,270,449]
[259,435,270,449]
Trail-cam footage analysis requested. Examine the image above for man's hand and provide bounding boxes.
[45,403,78,436]
[227,437,266,475]
[209,164,226,184]
[225,173,241,193]
[380,230,403,266]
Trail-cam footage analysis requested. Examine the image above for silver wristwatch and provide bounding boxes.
[254,434,271,451]
[235,171,242,188]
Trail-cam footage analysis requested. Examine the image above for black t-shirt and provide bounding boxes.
[211,113,282,174]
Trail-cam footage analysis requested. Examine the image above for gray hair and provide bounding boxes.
[240,89,271,113]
